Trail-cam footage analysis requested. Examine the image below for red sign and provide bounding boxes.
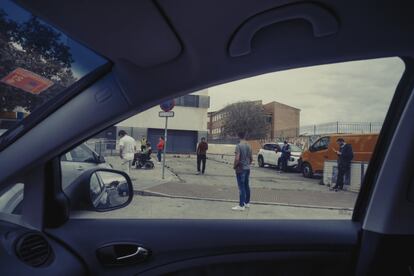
[1,68,54,94]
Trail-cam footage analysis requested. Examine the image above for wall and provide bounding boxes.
[117,105,208,132]
[273,102,300,137]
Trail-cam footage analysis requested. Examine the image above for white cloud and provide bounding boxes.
[208,57,405,126]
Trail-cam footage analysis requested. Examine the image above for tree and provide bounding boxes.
[0,10,75,113]
[222,101,270,139]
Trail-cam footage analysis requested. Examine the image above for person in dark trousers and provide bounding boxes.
[279,141,291,173]
[232,132,253,211]
[140,136,147,152]
[156,136,165,164]
[196,137,208,175]
[331,137,354,191]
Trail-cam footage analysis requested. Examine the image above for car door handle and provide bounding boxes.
[116,246,148,260]
[97,244,151,266]
[323,155,329,158]
[77,166,84,171]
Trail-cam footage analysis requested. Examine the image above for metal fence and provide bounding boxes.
[255,122,383,151]
[300,122,382,136]
[86,139,119,157]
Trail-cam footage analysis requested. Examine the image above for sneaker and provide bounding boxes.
[244,203,250,208]
[157,162,161,164]
[196,171,201,175]
[231,205,245,211]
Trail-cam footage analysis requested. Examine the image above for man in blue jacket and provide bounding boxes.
[279,141,291,173]
[332,138,354,191]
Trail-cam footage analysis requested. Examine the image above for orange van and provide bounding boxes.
[299,134,378,178]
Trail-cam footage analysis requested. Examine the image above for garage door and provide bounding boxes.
[147,129,197,153]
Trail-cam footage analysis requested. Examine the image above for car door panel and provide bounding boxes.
[262,145,270,164]
[268,145,277,165]
[0,220,86,276]
[46,219,359,275]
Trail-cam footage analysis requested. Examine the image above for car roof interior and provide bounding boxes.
[16,0,414,106]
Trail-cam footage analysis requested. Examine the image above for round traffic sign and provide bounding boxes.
[160,99,175,112]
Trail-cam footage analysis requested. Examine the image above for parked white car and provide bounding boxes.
[60,143,112,188]
[0,143,112,214]
[257,142,302,171]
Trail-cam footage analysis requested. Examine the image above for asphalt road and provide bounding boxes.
[74,154,356,219]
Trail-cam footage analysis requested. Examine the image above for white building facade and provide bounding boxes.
[114,90,209,153]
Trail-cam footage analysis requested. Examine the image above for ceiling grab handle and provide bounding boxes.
[228,3,339,57]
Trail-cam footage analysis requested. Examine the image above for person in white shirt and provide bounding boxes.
[118,130,136,174]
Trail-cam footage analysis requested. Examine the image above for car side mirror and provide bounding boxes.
[65,168,133,212]
[98,155,106,163]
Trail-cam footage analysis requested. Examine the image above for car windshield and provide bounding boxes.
[289,144,302,152]
[0,0,108,138]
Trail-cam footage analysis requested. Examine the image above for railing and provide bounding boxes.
[299,122,382,136]
[86,139,119,156]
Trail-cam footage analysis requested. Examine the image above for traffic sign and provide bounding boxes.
[160,99,175,112]
[159,111,174,117]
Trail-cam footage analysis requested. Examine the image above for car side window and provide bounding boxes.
[60,152,72,162]
[69,145,96,163]
[0,183,24,215]
[313,137,330,151]
[59,57,404,221]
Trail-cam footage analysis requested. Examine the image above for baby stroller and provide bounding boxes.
[132,150,154,169]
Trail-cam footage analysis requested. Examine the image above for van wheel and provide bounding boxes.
[302,163,313,178]
[258,156,264,167]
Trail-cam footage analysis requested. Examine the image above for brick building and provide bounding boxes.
[208,100,300,141]
[263,101,300,138]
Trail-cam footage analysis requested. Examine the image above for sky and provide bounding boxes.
[207,57,405,126]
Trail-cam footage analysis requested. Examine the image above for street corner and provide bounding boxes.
[129,163,181,191]
[104,156,181,190]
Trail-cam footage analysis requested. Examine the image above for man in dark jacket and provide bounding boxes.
[279,141,291,172]
[332,138,354,191]
[196,137,208,175]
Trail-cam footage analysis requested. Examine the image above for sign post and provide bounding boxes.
[159,100,175,179]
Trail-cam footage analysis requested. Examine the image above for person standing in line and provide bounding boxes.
[156,136,165,164]
[118,130,136,174]
[196,137,208,175]
[279,141,291,173]
[232,132,253,211]
[331,137,354,191]
[140,136,147,152]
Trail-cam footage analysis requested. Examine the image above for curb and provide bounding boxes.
[134,189,354,212]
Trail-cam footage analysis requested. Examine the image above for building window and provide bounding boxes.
[265,115,272,123]
[175,94,211,108]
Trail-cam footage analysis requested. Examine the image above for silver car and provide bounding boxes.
[0,143,112,214]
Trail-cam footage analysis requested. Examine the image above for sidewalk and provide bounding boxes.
[106,155,357,210]
[140,182,356,210]
[105,156,180,190]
